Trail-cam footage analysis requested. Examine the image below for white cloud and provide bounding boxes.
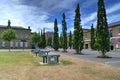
[107,3,120,14]
[82,2,120,27]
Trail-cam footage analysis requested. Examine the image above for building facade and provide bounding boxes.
[0,20,31,49]
[109,21,120,51]
[83,29,91,49]
[83,21,120,51]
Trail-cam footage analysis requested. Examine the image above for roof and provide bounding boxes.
[0,25,29,30]
[108,21,120,27]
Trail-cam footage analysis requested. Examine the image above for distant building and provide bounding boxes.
[83,21,120,51]
[0,20,31,49]
[45,31,54,39]
[109,21,120,51]
[83,29,91,49]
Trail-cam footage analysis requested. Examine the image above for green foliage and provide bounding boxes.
[96,0,110,56]
[73,4,84,54]
[62,13,67,51]
[30,32,40,48]
[1,29,16,42]
[53,18,59,51]
[1,29,16,51]
[47,37,52,46]
[0,52,39,66]
[38,29,46,48]
[69,31,72,49]
[90,24,95,50]
[60,60,74,66]
[59,34,63,48]
[79,27,84,52]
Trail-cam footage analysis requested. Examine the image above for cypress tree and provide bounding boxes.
[42,28,46,48]
[59,33,63,48]
[90,24,95,50]
[79,27,84,53]
[73,4,83,54]
[69,31,72,49]
[53,18,59,51]
[62,13,67,52]
[95,0,110,56]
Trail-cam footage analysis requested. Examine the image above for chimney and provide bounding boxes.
[28,26,30,29]
[7,20,11,28]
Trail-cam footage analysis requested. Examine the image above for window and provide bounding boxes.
[15,41,18,47]
[10,41,14,47]
[118,28,120,35]
[20,42,23,47]
[25,42,28,47]
[109,30,112,37]
[25,34,28,38]
[2,41,5,47]
[84,33,87,38]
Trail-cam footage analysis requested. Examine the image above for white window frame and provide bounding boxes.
[15,41,18,47]
[25,42,28,47]
[10,41,14,47]
[20,42,23,47]
[2,41,5,47]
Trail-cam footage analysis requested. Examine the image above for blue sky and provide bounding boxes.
[0,0,120,33]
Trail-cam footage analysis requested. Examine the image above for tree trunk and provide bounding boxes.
[9,41,10,52]
[76,49,79,54]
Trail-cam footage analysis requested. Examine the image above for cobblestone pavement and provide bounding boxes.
[56,49,120,67]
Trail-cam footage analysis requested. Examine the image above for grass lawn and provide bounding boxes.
[0,51,120,80]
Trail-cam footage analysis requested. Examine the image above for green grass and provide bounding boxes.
[60,60,74,65]
[0,51,39,68]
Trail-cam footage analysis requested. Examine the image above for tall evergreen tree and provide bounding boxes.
[90,24,95,50]
[62,13,67,51]
[42,28,46,48]
[73,4,83,54]
[95,0,110,56]
[79,27,84,53]
[53,18,59,51]
[59,33,63,48]
[69,31,72,49]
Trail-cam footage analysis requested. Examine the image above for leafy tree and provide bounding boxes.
[53,18,59,51]
[95,0,110,56]
[62,13,67,51]
[1,29,16,51]
[30,32,40,48]
[73,4,83,54]
[90,24,95,50]
[69,31,72,49]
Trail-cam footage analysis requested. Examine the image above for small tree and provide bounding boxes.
[69,31,72,49]
[90,24,95,50]
[1,29,16,51]
[53,18,59,51]
[62,13,67,52]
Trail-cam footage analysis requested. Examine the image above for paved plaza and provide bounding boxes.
[57,49,120,67]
